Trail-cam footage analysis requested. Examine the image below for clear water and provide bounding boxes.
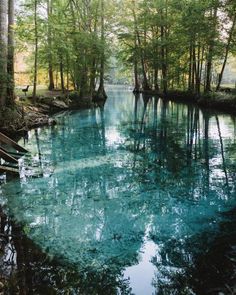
[1,87,236,294]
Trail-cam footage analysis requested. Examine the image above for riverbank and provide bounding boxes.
[2,87,236,136]
[141,89,236,115]
[198,91,236,115]
[0,90,94,136]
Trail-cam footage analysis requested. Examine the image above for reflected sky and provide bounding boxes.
[1,88,236,294]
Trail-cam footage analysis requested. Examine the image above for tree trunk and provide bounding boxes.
[79,52,89,98]
[154,68,159,91]
[89,6,98,96]
[188,43,192,91]
[153,26,159,91]
[195,42,201,95]
[33,0,38,103]
[96,0,107,100]
[199,45,205,89]
[131,1,150,91]
[47,0,54,90]
[192,40,197,93]
[7,0,15,106]
[90,58,97,95]
[0,0,8,108]
[205,4,218,92]
[136,29,150,91]
[161,24,167,94]
[60,58,65,92]
[133,35,140,92]
[66,55,69,90]
[216,12,236,91]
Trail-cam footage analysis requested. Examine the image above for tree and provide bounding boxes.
[0,0,8,108]
[117,0,236,95]
[32,0,38,102]
[95,0,108,100]
[205,0,220,92]
[47,0,54,90]
[7,0,15,105]
[216,1,236,90]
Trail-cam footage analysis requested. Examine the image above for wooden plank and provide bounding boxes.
[0,146,23,159]
[1,162,18,168]
[0,165,19,174]
[0,132,28,153]
[0,148,18,163]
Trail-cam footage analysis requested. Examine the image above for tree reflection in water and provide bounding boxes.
[0,90,236,294]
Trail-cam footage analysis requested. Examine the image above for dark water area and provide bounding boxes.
[0,87,236,294]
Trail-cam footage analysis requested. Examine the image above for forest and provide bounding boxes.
[1,1,236,294]
[0,0,236,115]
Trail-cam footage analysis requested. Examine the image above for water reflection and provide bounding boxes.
[1,90,236,294]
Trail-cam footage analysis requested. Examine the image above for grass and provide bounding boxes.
[15,85,47,97]
[15,85,66,98]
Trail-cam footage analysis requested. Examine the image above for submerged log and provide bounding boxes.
[0,165,19,174]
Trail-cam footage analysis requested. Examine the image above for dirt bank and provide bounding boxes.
[0,91,94,136]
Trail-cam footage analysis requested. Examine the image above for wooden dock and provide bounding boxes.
[0,165,19,175]
[0,132,29,175]
[0,132,28,153]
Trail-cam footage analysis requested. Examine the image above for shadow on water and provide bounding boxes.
[0,215,132,294]
[0,90,236,294]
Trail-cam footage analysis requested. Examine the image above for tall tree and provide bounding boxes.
[7,0,15,105]
[216,2,236,90]
[96,0,107,100]
[132,0,150,91]
[205,0,219,92]
[32,0,38,102]
[0,0,8,108]
[47,0,54,90]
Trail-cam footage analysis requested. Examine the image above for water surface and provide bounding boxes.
[1,87,236,294]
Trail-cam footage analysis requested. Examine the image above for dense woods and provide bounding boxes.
[1,1,236,293]
[118,0,236,94]
[0,0,114,110]
[16,0,114,101]
[0,0,236,110]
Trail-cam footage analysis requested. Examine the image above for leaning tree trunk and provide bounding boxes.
[0,0,8,108]
[7,0,15,106]
[216,12,236,91]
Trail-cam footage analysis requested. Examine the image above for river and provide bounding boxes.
[0,87,236,294]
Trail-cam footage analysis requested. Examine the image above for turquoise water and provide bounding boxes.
[1,88,236,294]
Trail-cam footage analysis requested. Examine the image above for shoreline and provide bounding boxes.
[0,93,95,137]
[139,89,236,116]
[1,88,236,137]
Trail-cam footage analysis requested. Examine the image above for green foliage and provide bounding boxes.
[117,0,236,93]
[68,91,80,102]
[15,0,114,96]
